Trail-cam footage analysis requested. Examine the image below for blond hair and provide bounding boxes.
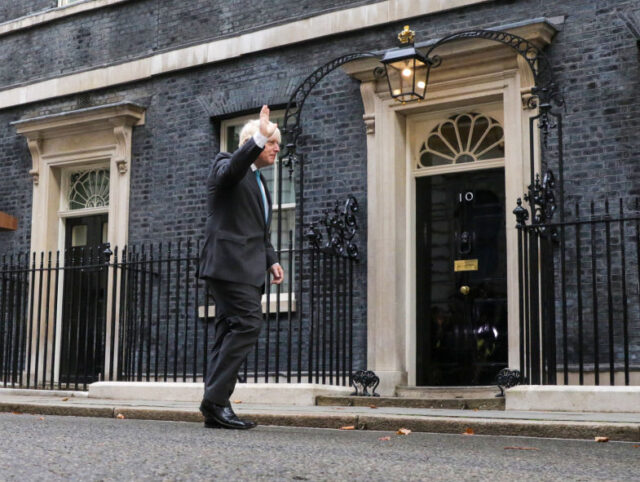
[239,119,281,146]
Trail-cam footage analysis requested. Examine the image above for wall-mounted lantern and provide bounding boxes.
[380,26,433,103]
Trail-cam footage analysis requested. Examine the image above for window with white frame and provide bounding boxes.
[60,166,110,214]
[221,112,296,295]
[59,166,110,245]
[68,169,110,210]
[417,112,504,169]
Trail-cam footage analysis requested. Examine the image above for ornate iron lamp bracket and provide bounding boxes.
[423,29,564,145]
[350,370,380,397]
[424,30,563,105]
[280,52,381,170]
[306,195,360,260]
[522,170,558,238]
[495,368,521,397]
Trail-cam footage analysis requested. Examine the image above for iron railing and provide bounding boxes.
[516,197,640,386]
[0,231,361,391]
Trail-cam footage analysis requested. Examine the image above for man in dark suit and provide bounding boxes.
[198,105,284,429]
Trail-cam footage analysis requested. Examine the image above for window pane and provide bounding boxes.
[71,225,87,247]
[270,207,295,247]
[226,125,241,153]
[420,152,450,167]
[279,168,296,205]
[470,116,490,151]
[261,165,275,194]
[440,121,460,152]
[270,208,296,293]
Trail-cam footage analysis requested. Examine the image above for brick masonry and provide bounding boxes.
[0,1,55,24]
[0,0,639,374]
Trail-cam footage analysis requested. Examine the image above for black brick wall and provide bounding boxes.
[0,0,384,88]
[1,0,640,376]
[0,1,55,24]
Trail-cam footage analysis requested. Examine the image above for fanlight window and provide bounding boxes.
[418,113,504,169]
[68,169,110,210]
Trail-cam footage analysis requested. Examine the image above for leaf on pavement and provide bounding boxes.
[61,397,69,401]
[595,436,609,443]
[633,445,639,448]
[116,413,125,419]
[369,405,378,409]
[378,436,391,441]
[340,425,355,430]
[504,446,539,451]
[396,428,411,435]
[10,411,22,415]
[38,417,45,421]
[463,427,475,435]
[232,400,242,404]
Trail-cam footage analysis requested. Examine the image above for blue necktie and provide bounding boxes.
[255,170,269,223]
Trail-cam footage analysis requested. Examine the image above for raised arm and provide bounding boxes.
[208,105,277,189]
[208,138,262,189]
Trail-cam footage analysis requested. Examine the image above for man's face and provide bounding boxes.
[255,136,280,168]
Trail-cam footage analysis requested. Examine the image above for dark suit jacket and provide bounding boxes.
[198,138,278,288]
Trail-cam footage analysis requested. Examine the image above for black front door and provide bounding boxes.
[60,214,108,386]
[416,168,507,385]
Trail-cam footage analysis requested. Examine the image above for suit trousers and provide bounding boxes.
[203,279,263,406]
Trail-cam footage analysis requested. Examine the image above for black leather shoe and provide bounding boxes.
[222,405,257,429]
[204,417,222,429]
[200,399,256,430]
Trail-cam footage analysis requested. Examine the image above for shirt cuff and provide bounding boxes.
[253,131,268,149]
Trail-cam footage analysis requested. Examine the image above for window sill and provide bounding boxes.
[198,293,297,318]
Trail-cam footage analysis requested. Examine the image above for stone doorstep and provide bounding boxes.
[506,386,640,413]
[316,396,505,411]
[1,401,638,442]
[395,386,501,400]
[88,382,353,406]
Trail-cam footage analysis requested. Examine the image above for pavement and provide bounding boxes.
[2,413,639,481]
[0,388,639,442]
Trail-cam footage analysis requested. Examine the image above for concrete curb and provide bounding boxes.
[357,414,640,441]
[1,402,639,442]
[0,402,113,418]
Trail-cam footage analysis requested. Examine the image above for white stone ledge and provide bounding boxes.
[198,293,297,318]
[0,387,88,398]
[88,381,352,405]
[0,0,495,110]
[0,0,132,38]
[506,385,640,413]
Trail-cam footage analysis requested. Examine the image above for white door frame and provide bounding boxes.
[13,102,145,384]
[358,63,538,393]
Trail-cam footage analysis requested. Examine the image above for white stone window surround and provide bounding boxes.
[344,21,553,395]
[12,102,145,253]
[11,101,145,382]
